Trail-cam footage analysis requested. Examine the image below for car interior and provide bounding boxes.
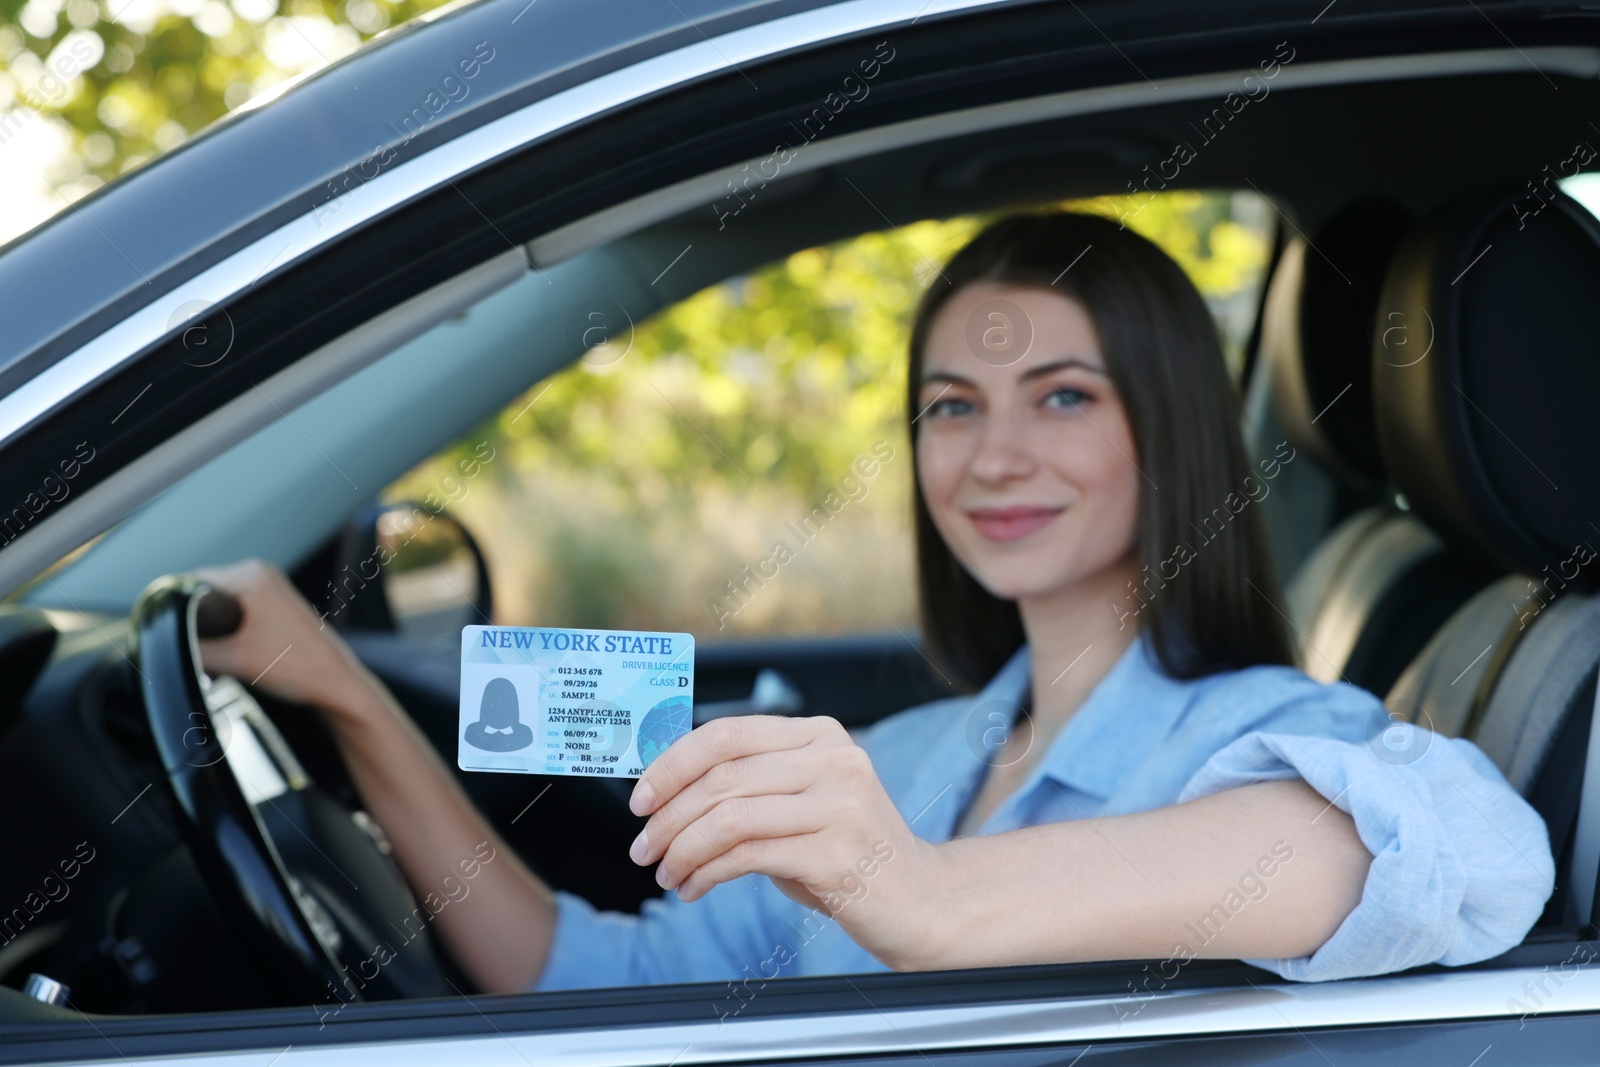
[2,35,1600,1027]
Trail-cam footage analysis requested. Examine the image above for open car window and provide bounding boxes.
[377,190,1274,646]
[1,190,1281,1016]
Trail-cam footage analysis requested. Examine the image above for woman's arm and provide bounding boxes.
[195,560,557,994]
[903,777,1370,970]
[630,715,1373,972]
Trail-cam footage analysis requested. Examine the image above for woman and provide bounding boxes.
[198,210,1554,996]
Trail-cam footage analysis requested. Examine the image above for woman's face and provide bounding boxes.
[915,281,1142,604]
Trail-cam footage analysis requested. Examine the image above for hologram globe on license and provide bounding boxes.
[638,695,693,768]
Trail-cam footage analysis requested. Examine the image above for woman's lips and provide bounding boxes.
[966,506,1064,543]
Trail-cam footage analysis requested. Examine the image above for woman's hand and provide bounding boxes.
[627,714,947,970]
[193,558,374,719]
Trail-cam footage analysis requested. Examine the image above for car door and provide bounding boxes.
[5,0,1600,1063]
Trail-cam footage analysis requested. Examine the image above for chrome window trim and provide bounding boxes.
[19,962,1598,1066]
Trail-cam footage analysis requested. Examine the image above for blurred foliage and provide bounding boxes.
[0,0,453,201]
[467,189,1273,511]
[478,217,979,512]
[469,190,1268,509]
[393,190,1274,637]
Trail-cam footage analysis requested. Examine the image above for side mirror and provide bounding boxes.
[329,502,493,646]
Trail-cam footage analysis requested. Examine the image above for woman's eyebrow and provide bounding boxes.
[919,358,1105,387]
[1019,357,1107,381]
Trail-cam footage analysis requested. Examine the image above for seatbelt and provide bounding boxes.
[1570,667,1600,930]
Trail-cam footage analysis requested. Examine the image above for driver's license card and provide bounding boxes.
[458,625,694,778]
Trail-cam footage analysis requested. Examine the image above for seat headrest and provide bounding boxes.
[1374,185,1600,586]
[1260,198,1411,491]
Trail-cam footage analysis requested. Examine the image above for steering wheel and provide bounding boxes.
[131,574,456,1004]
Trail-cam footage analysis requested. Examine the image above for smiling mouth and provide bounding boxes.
[965,506,1065,543]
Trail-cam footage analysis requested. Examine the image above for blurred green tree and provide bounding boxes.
[0,0,453,208]
[466,191,1269,512]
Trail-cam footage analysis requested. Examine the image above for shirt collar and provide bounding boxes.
[899,625,1197,839]
[1048,628,1196,799]
[968,625,1195,802]
[899,652,1030,837]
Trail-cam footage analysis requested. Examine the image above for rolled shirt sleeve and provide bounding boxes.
[1174,676,1556,982]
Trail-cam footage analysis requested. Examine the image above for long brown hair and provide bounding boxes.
[908,210,1296,690]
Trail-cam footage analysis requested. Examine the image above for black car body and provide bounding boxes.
[2,0,1600,1063]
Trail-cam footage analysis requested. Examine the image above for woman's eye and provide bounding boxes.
[924,396,975,418]
[1044,386,1091,410]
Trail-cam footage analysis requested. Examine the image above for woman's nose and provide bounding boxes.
[967,408,1036,484]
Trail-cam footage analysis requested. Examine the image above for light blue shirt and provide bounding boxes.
[534,627,1555,991]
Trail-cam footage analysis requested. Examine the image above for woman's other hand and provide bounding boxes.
[194,558,372,718]
[627,714,946,970]
[196,558,561,993]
